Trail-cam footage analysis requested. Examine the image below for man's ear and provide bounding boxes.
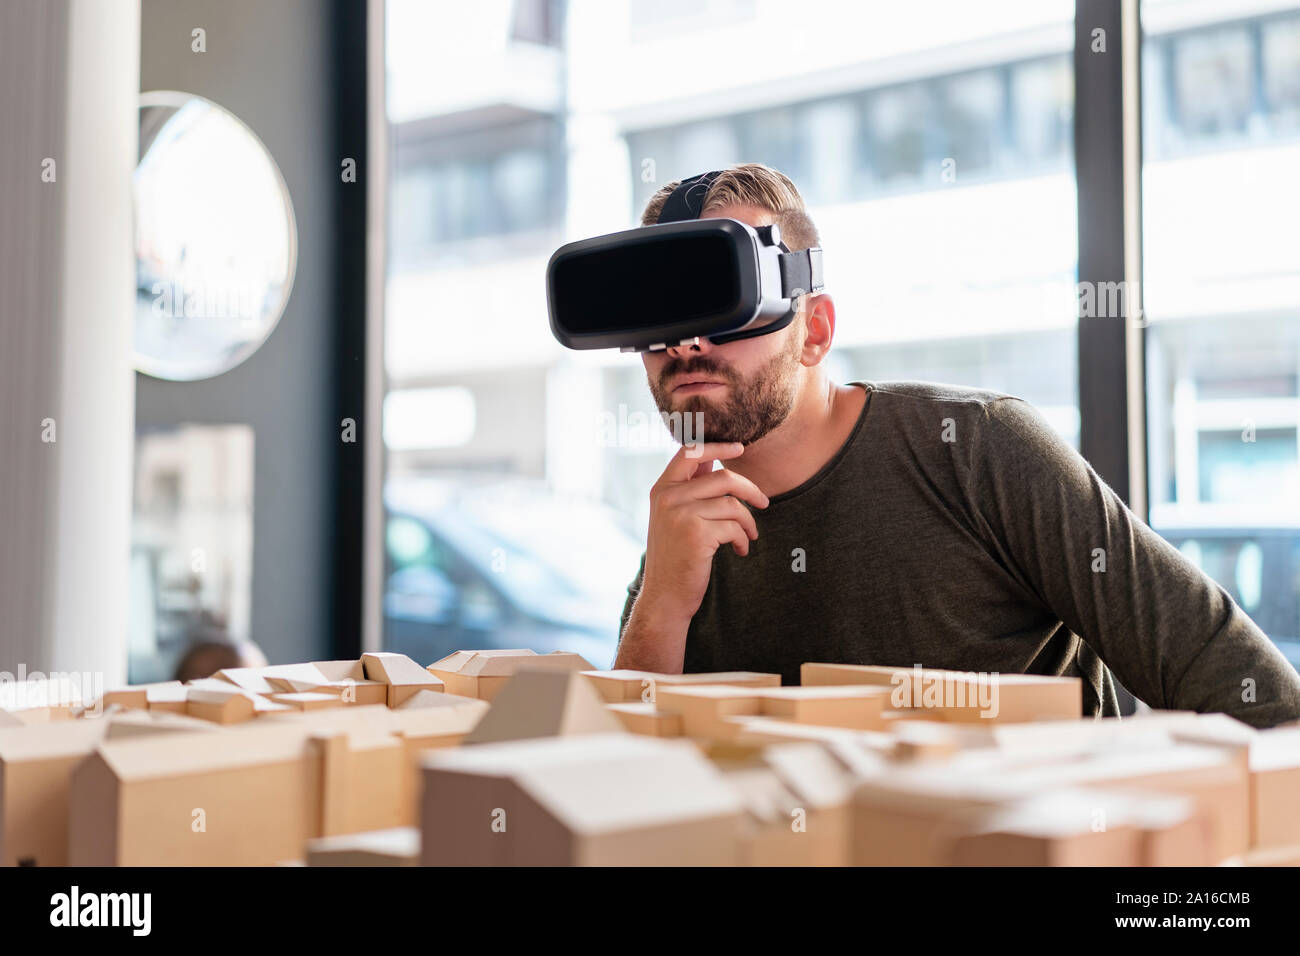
[799,292,836,366]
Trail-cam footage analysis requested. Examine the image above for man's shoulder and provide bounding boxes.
[855,380,1062,458]
[858,380,1027,419]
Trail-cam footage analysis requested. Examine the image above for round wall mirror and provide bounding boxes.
[134,91,297,380]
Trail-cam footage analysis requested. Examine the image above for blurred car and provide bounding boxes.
[383,476,645,669]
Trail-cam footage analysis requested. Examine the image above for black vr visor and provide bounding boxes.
[546,172,824,352]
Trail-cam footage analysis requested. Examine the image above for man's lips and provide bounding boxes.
[670,378,728,395]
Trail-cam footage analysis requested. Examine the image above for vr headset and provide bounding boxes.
[546,170,824,352]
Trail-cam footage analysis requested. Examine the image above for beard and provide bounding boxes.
[648,330,802,446]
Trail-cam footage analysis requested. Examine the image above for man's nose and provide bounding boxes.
[665,336,712,358]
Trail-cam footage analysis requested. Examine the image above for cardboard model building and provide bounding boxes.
[916,709,1256,761]
[271,692,345,712]
[801,662,1082,723]
[0,718,111,866]
[463,668,625,745]
[361,652,446,707]
[986,742,1250,863]
[606,701,683,737]
[654,685,765,738]
[428,649,595,701]
[851,737,1249,865]
[944,788,1214,866]
[259,698,490,818]
[0,709,234,867]
[95,681,187,714]
[1243,725,1300,849]
[753,685,893,730]
[104,709,227,740]
[261,662,389,706]
[69,722,406,866]
[421,733,744,865]
[581,669,780,704]
[306,826,419,867]
[185,681,291,724]
[714,742,858,866]
[724,715,897,755]
[0,705,74,727]
[287,661,388,705]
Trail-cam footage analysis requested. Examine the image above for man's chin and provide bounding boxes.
[668,389,728,413]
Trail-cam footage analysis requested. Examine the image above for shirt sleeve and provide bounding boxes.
[617,551,647,646]
[967,396,1300,729]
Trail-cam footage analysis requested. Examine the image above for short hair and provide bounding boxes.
[640,163,821,251]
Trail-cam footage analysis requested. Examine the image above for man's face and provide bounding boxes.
[643,203,806,446]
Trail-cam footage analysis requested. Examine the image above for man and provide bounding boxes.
[615,162,1300,729]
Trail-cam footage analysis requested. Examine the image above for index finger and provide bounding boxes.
[663,441,745,483]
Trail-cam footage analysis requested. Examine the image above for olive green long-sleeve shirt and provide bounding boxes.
[619,380,1300,728]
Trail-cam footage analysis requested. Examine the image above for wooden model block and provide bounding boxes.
[105,710,227,740]
[0,706,74,726]
[421,734,743,865]
[213,668,278,694]
[721,715,896,755]
[606,702,683,737]
[146,682,189,714]
[68,722,407,865]
[260,664,387,706]
[464,669,624,745]
[653,686,764,738]
[754,685,891,730]
[307,826,419,866]
[428,650,595,701]
[1248,725,1300,849]
[717,742,858,866]
[944,789,1212,866]
[801,663,1081,723]
[362,652,445,707]
[581,670,780,704]
[185,686,257,725]
[979,742,1250,863]
[0,719,111,866]
[312,660,367,682]
[272,692,345,712]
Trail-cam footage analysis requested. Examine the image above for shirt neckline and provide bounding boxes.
[763,381,874,506]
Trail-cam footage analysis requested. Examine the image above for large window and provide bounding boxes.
[1142,2,1300,665]
[380,0,1300,674]
[380,0,1080,668]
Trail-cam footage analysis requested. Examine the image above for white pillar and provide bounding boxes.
[0,0,140,687]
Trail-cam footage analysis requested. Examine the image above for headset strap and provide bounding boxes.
[779,246,824,297]
[656,170,723,223]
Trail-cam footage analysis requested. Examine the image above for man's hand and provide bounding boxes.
[614,442,769,672]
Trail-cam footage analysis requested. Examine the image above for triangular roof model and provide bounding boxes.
[427,648,538,676]
[421,733,743,865]
[213,667,279,694]
[428,649,596,701]
[361,652,446,706]
[463,669,625,745]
